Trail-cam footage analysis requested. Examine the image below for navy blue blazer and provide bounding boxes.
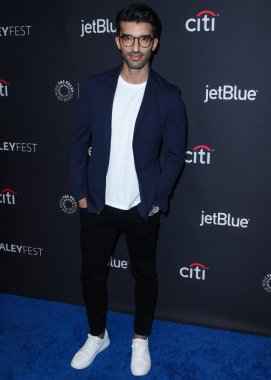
[70,66,187,219]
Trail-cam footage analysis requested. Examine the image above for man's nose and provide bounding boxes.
[133,37,140,50]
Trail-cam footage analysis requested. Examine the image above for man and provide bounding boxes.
[70,3,186,376]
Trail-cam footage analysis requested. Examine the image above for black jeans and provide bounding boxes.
[79,205,160,337]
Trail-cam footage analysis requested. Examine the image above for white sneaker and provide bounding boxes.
[131,338,151,376]
[71,329,110,370]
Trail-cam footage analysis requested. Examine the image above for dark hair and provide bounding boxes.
[116,3,162,39]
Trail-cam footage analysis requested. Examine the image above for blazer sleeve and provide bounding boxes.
[70,78,92,201]
[154,88,187,213]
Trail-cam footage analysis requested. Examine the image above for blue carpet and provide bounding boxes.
[0,294,270,380]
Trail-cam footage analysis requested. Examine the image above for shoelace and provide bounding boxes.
[132,341,147,351]
[81,334,102,353]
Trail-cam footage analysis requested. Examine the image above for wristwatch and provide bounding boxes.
[151,204,160,214]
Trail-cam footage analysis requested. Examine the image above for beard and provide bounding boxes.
[120,49,152,70]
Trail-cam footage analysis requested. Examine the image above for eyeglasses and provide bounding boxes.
[119,34,154,48]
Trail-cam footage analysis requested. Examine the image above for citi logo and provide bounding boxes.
[180,263,209,280]
[204,85,258,103]
[185,145,213,165]
[81,19,116,37]
[0,188,16,205]
[0,79,10,96]
[185,10,218,32]
[200,211,250,228]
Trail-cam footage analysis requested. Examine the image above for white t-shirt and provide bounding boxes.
[105,75,146,210]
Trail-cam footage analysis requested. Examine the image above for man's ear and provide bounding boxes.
[152,38,159,52]
[115,36,121,50]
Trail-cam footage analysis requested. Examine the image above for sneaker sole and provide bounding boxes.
[71,339,110,370]
[131,364,151,377]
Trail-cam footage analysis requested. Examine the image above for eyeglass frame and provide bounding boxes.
[118,34,155,48]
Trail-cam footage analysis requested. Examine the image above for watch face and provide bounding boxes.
[151,205,160,214]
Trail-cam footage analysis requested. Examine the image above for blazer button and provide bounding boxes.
[101,175,105,180]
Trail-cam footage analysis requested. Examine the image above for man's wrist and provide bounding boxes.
[151,204,160,214]
[78,198,87,208]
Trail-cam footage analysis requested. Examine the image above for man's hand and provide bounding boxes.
[78,197,87,208]
[148,205,160,217]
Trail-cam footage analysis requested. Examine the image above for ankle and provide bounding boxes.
[134,333,147,340]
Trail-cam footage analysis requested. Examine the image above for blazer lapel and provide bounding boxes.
[104,67,121,149]
[134,70,156,135]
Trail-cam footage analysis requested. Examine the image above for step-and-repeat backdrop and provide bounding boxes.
[1,0,271,336]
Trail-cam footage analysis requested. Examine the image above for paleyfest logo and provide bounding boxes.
[0,79,10,97]
[55,80,75,102]
[262,274,271,294]
[0,141,37,153]
[59,195,77,214]
[0,188,17,205]
[0,242,43,256]
[185,10,219,32]
[0,25,31,37]
[185,145,213,165]
[180,262,209,280]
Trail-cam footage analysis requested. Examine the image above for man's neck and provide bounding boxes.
[120,64,149,84]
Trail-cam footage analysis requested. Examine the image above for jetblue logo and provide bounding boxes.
[200,211,250,228]
[108,256,128,269]
[204,85,258,103]
[81,19,116,37]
